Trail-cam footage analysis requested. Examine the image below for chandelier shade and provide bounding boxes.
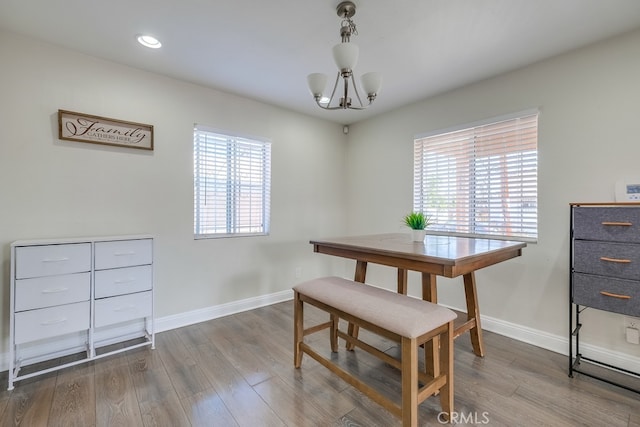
[307,1,381,111]
[360,72,382,97]
[332,42,359,71]
[307,73,328,97]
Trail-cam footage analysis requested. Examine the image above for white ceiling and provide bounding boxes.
[2,0,640,125]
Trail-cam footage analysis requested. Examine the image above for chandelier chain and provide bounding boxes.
[341,16,358,39]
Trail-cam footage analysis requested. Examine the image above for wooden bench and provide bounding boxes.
[293,276,456,426]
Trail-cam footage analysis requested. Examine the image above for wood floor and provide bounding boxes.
[1,301,639,426]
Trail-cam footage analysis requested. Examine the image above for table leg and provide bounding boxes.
[346,260,368,350]
[354,260,367,283]
[421,273,439,377]
[397,268,408,294]
[463,272,485,357]
[422,273,437,303]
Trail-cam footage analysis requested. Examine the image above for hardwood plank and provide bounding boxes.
[174,324,210,349]
[0,371,11,421]
[163,363,212,400]
[138,397,191,427]
[48,373,95,427]
[253,374,337,426]
[154,319,214,402]
[190,342,285,426]
[126,345,165,373]
[513,371,632,426]
[288,367,357,413]
[453,351,520,398]
[155,329,197,368]
[128,344,191,426]
[95,363,143,427]
[2,301,639,426]
[128,359,174,405]
[453,377,558,426]
[1,375,56,427]
[199,316,275,386]
[338,387,401,427]
[180,389,238,427]
[93,344,131,375]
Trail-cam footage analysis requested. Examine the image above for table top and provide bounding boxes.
[310,233,527,277]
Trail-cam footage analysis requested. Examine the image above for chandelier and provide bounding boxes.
[307,1,381,110]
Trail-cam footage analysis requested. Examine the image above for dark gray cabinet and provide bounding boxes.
[570,203,640,393]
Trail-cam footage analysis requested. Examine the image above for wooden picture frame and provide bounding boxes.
[58,109,154,151]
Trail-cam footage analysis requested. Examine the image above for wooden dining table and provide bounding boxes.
[310,233,527,366]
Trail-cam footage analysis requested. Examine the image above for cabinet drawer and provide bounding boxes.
[95,265,152,298]
[15,243,91,279]
[95,239,152,270]
[573,207,640,243]
[573,240,640,280]
[94,291,152,328]
[14,301,90,344]
[15,272,90,311]
[572,273,640,316]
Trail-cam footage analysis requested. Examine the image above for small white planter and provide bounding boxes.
[410,229,426,242]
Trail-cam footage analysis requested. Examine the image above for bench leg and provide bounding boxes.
[439,320,454,421]
[294,291,304,368]
[401,336,419,427]
[330,314,339,352]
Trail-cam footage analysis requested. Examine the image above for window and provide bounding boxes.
[194,126,271,238]
[413,111,538,241]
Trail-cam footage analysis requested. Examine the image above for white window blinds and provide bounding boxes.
[194,126,271,238]
[413,112,538,241]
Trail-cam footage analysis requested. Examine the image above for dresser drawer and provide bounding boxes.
[573,240,640,280]
[15,243,91,279]
[95,265,152,298]
[14,301,90,344]
[573,207,640,243]
[94,291,152,328]
[95,239,152,270]
[572,273,640,316]
[15,272,90,311]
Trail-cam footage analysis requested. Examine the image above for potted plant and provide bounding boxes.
[403,211,431,242]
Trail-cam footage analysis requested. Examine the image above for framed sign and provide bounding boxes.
[58,109,154,151]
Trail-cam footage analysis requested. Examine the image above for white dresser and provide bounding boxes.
[9,235,154,390]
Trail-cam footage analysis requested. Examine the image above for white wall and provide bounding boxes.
[345,28,640,361]
[3,26,640,369]
[0,31,347,355]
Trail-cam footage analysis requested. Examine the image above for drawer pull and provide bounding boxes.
[40,317,68,325]
[114,251,136,256]
[114,278,135,284]
[41,287,69,294]
[114,305,136,312]
[42,257,70,263]
[600,257,632,263]
[601,221,632,226]
[600,291,631,300]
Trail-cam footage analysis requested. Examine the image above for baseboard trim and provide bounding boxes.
[154,289,294,333]
[478,309,640,374]
[2,289,639,377]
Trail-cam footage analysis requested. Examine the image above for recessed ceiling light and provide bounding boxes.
[137,34,162,49]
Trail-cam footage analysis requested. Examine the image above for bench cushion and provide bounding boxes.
[293,276,456,338]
